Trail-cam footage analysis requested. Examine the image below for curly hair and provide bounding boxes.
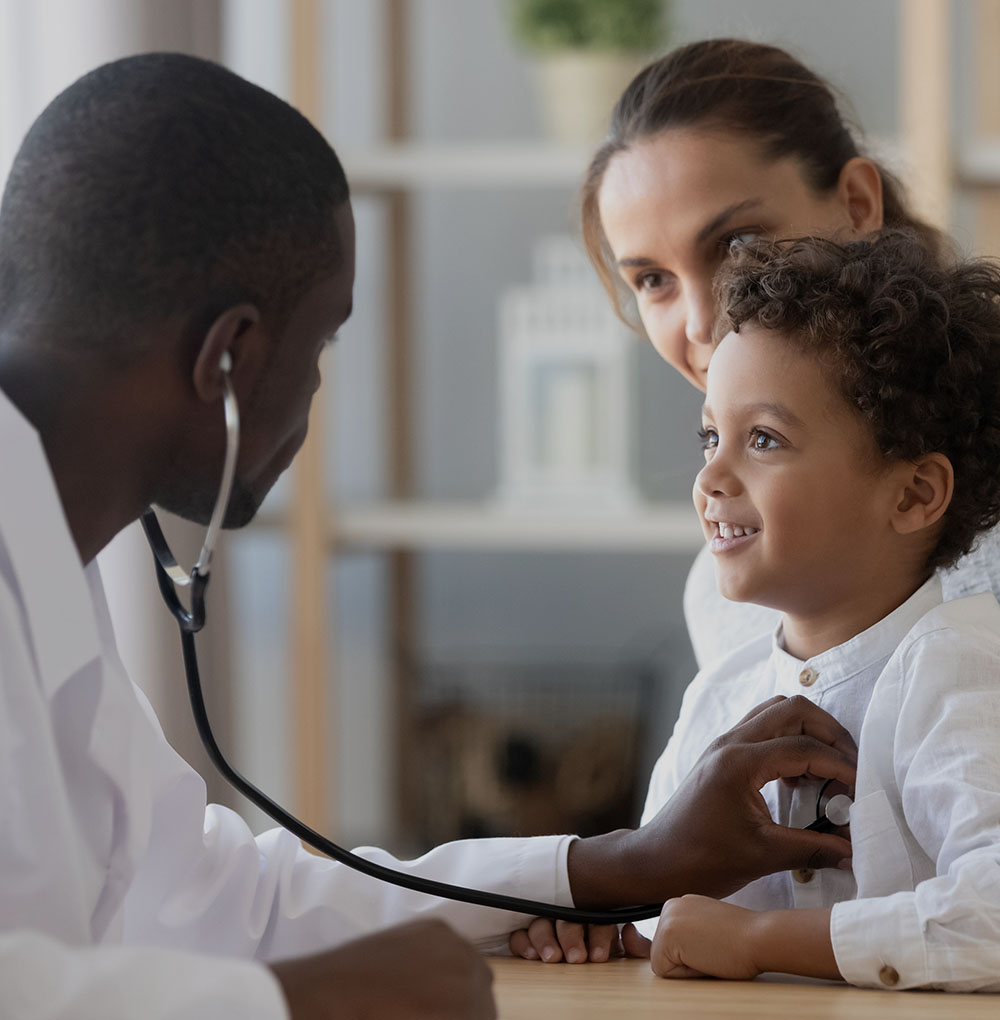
[714,230,1000,571]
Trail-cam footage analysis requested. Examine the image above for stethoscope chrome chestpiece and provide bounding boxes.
[804,778,854,834]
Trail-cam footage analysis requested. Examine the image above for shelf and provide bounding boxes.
[957,141,1000,188]
[341,142,593,192]
[255,500,704,552]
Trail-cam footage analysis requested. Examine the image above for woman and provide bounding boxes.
[510,36,1000,964]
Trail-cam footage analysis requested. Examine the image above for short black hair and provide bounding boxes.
[715,230,1000,572]
[0,52,349,358]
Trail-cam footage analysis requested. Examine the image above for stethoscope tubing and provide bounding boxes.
[172,602,663,925]
[141,367,664,926]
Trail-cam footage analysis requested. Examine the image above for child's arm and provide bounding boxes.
[650,896,839,980]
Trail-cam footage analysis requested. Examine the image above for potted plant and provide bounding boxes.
[509,0,669,143]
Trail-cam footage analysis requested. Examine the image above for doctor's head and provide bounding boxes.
[0,52,355,528]
[581,38,943,391]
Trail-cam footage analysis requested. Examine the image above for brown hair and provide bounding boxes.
[581,39,945,322]
[715,230,1000,572]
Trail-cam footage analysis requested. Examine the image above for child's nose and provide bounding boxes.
[695,448,741,499]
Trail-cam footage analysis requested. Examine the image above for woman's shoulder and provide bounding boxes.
[683,545,781,670]
[940,522,1000,601]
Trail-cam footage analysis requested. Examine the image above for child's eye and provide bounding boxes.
[697,427,718,451]
[750,428,779,451]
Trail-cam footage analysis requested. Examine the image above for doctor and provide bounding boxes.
[0,54,857,1020]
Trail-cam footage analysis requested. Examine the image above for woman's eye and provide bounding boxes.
[636,270,664,292]
[697,427,718,451]
[723,230,761,255]
[750,429,779,451]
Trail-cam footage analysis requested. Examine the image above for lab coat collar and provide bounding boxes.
[0,387,102,697]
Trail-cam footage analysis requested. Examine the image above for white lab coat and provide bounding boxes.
[0,389,574,1020]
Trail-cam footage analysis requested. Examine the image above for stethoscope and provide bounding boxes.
[140,354,853,927]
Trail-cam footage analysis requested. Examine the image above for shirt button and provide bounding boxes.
[879,964,900,987]
[799,667,818,687]
[791,867,814,883]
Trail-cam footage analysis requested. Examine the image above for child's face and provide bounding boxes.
[693,327,899,617]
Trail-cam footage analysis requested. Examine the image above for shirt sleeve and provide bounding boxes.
[830,614,1000,991]
[123,698,576,961]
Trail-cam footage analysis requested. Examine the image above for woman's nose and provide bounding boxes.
[685,285,715,347]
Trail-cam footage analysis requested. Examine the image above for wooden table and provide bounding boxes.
[488,956,1000,1019]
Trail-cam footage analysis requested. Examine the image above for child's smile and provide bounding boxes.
[693,326,923,658]
[707,518,761,552]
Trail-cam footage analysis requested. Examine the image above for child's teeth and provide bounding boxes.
[716,522,759,539]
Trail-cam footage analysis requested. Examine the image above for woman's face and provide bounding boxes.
[597,128,880,391]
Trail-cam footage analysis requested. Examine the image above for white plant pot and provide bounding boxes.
[533,51,644,144]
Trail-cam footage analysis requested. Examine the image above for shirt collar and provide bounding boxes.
[0,387,102,696]
[771,575,944,692]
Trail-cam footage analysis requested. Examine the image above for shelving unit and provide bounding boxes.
[341,142,592,191]
[257,501,703,553]
[279,0,704,843]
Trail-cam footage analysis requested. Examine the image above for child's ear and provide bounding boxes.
[837,157,883,234]
[890,453,954,536]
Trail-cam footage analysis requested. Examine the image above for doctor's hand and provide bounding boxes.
[271,918,495,1020]
[565,694,857,910]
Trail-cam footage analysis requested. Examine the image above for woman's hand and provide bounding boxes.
[508,920,651,963]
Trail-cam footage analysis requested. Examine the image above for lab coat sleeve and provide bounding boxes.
[830,620,1000,991]
[123,692,575,962]
[0,930,288,1020]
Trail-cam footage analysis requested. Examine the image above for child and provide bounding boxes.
[516,230,1000,990]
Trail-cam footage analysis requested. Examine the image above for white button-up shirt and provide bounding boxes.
[0,389,574,1020]
[641,577,1000,991]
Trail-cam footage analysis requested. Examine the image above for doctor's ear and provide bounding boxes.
[889,453,954,536]
[191,302,266,404]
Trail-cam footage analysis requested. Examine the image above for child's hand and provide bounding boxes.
[650,895,763,980]
[508,919,651,963]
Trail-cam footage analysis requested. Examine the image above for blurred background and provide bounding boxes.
[2,0,996,855]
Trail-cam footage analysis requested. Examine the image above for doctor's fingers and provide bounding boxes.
[620,923,652,959]
[721,695,857,761]
[744,733,857,793]
[762,820,853,875]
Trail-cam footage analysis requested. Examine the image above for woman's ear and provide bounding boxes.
[191,303,264,404]
[837,157,884,233]
[890,453,954,536]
